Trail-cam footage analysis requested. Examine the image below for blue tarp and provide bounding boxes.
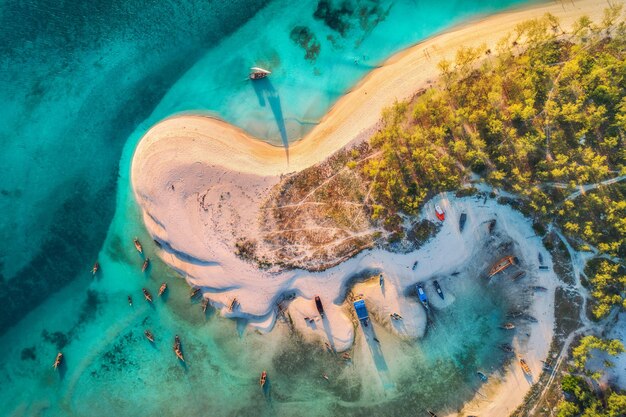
[353,299,369,320]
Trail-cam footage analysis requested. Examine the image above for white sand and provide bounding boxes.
[131,0,608,414]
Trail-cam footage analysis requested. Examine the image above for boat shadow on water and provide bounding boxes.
[361,322,394,390]
[250,78,289,161]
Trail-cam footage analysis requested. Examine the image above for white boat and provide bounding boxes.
[249,67,271,80]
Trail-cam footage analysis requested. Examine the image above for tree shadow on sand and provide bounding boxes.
[251,78,289,162]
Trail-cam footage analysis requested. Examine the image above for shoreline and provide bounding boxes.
[131,1,604,416]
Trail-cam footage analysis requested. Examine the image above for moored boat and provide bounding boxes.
[143,288,153,303]
[433,280,444,299]
[379,274,384,287]
[488,219,496,234]
[315,295,325,317]
[477,371,487,381]
[512,271,526,281]
[158,282,167,297]
[249,67,271,80]
[53,352,63,369]
[91,261,100,276]
[532,286,548,292]
[520,358,531,375]
[133,237,143,254]
[144,330,154,342]
[202,298,209,313]
[190,287,200,299]
[416,284,429,311]
[435,204,445,221]
[174,335,184,361]
[142,258,150,272]
[127,295,133,306]
[459,212,467,232]
[427,411,438,417]
[260,370,267,387]
[500,322,515,330]
[488,256,516,277]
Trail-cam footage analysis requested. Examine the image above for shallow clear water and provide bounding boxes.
[0,0,532,415]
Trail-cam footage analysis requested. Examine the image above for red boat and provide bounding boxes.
[260,371,267,388]
[91,261,100,276]
[435,205,445,221]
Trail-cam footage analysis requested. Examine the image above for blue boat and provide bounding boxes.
[353,299,369,327]
[416,284,429,311]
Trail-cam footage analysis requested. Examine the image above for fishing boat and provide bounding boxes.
[174,335,184,362]
[520,358,531,375]
[427,411,438,417]
[91,261,100,276]
[477,371,487,381]
[127,295,133,306]
[416,284,429,311]
[500,322,515,330]
[315,295,325,317]
[532,286,548,292]
[53,352,63,369]
[260,370,267,388]
[459,213,467,232]
[190,287,200,299]
[202,298,209,313]
[500,343,514,353]
[433,280,444,300]
[133,237,143,254]
[249,67,271,80]
[506,310,523,318]
[435,205,445,221]
[143,288,153,303]
[142,258,150,272]
[158,283,167,297]
[488,256,516,277]
[144,330,154,342]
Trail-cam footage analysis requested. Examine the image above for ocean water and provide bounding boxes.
[0,0,532,416]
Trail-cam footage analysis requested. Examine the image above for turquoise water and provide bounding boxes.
[0,0,533,415]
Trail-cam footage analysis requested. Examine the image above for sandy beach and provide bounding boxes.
[131,1,608,416]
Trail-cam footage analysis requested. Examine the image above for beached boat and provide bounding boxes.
[459,212,467,232]
[433,280,444,299]
[435,205,445,221]
[249,67,271,80]
[158,283,167,297]
[379,273,384,287]
[488,219,496,234]
[353,299,369,327]
[53,352,63,369]
[144,330,154,342]
[477,371,487,381]
[143,288,153,303]
[488,256,516,277]
[500,322,515,330]
[228,297,238,311]
[522,314,538,323]
[427,411,438,417]
[127,295,133,306]
[519,358,531,375]
[260,371,267,388]
[416,284,429,311]
[315,295,325,317]
[133,237,143,254]
[142,258,150,272]
[500,343,514,353]
[91,261,99,276]
[174,335,184,362]
[202,298,209,313]
[538,252,544,265]
[190,287,200,299]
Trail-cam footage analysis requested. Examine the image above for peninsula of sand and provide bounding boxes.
[131,1,606,415]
